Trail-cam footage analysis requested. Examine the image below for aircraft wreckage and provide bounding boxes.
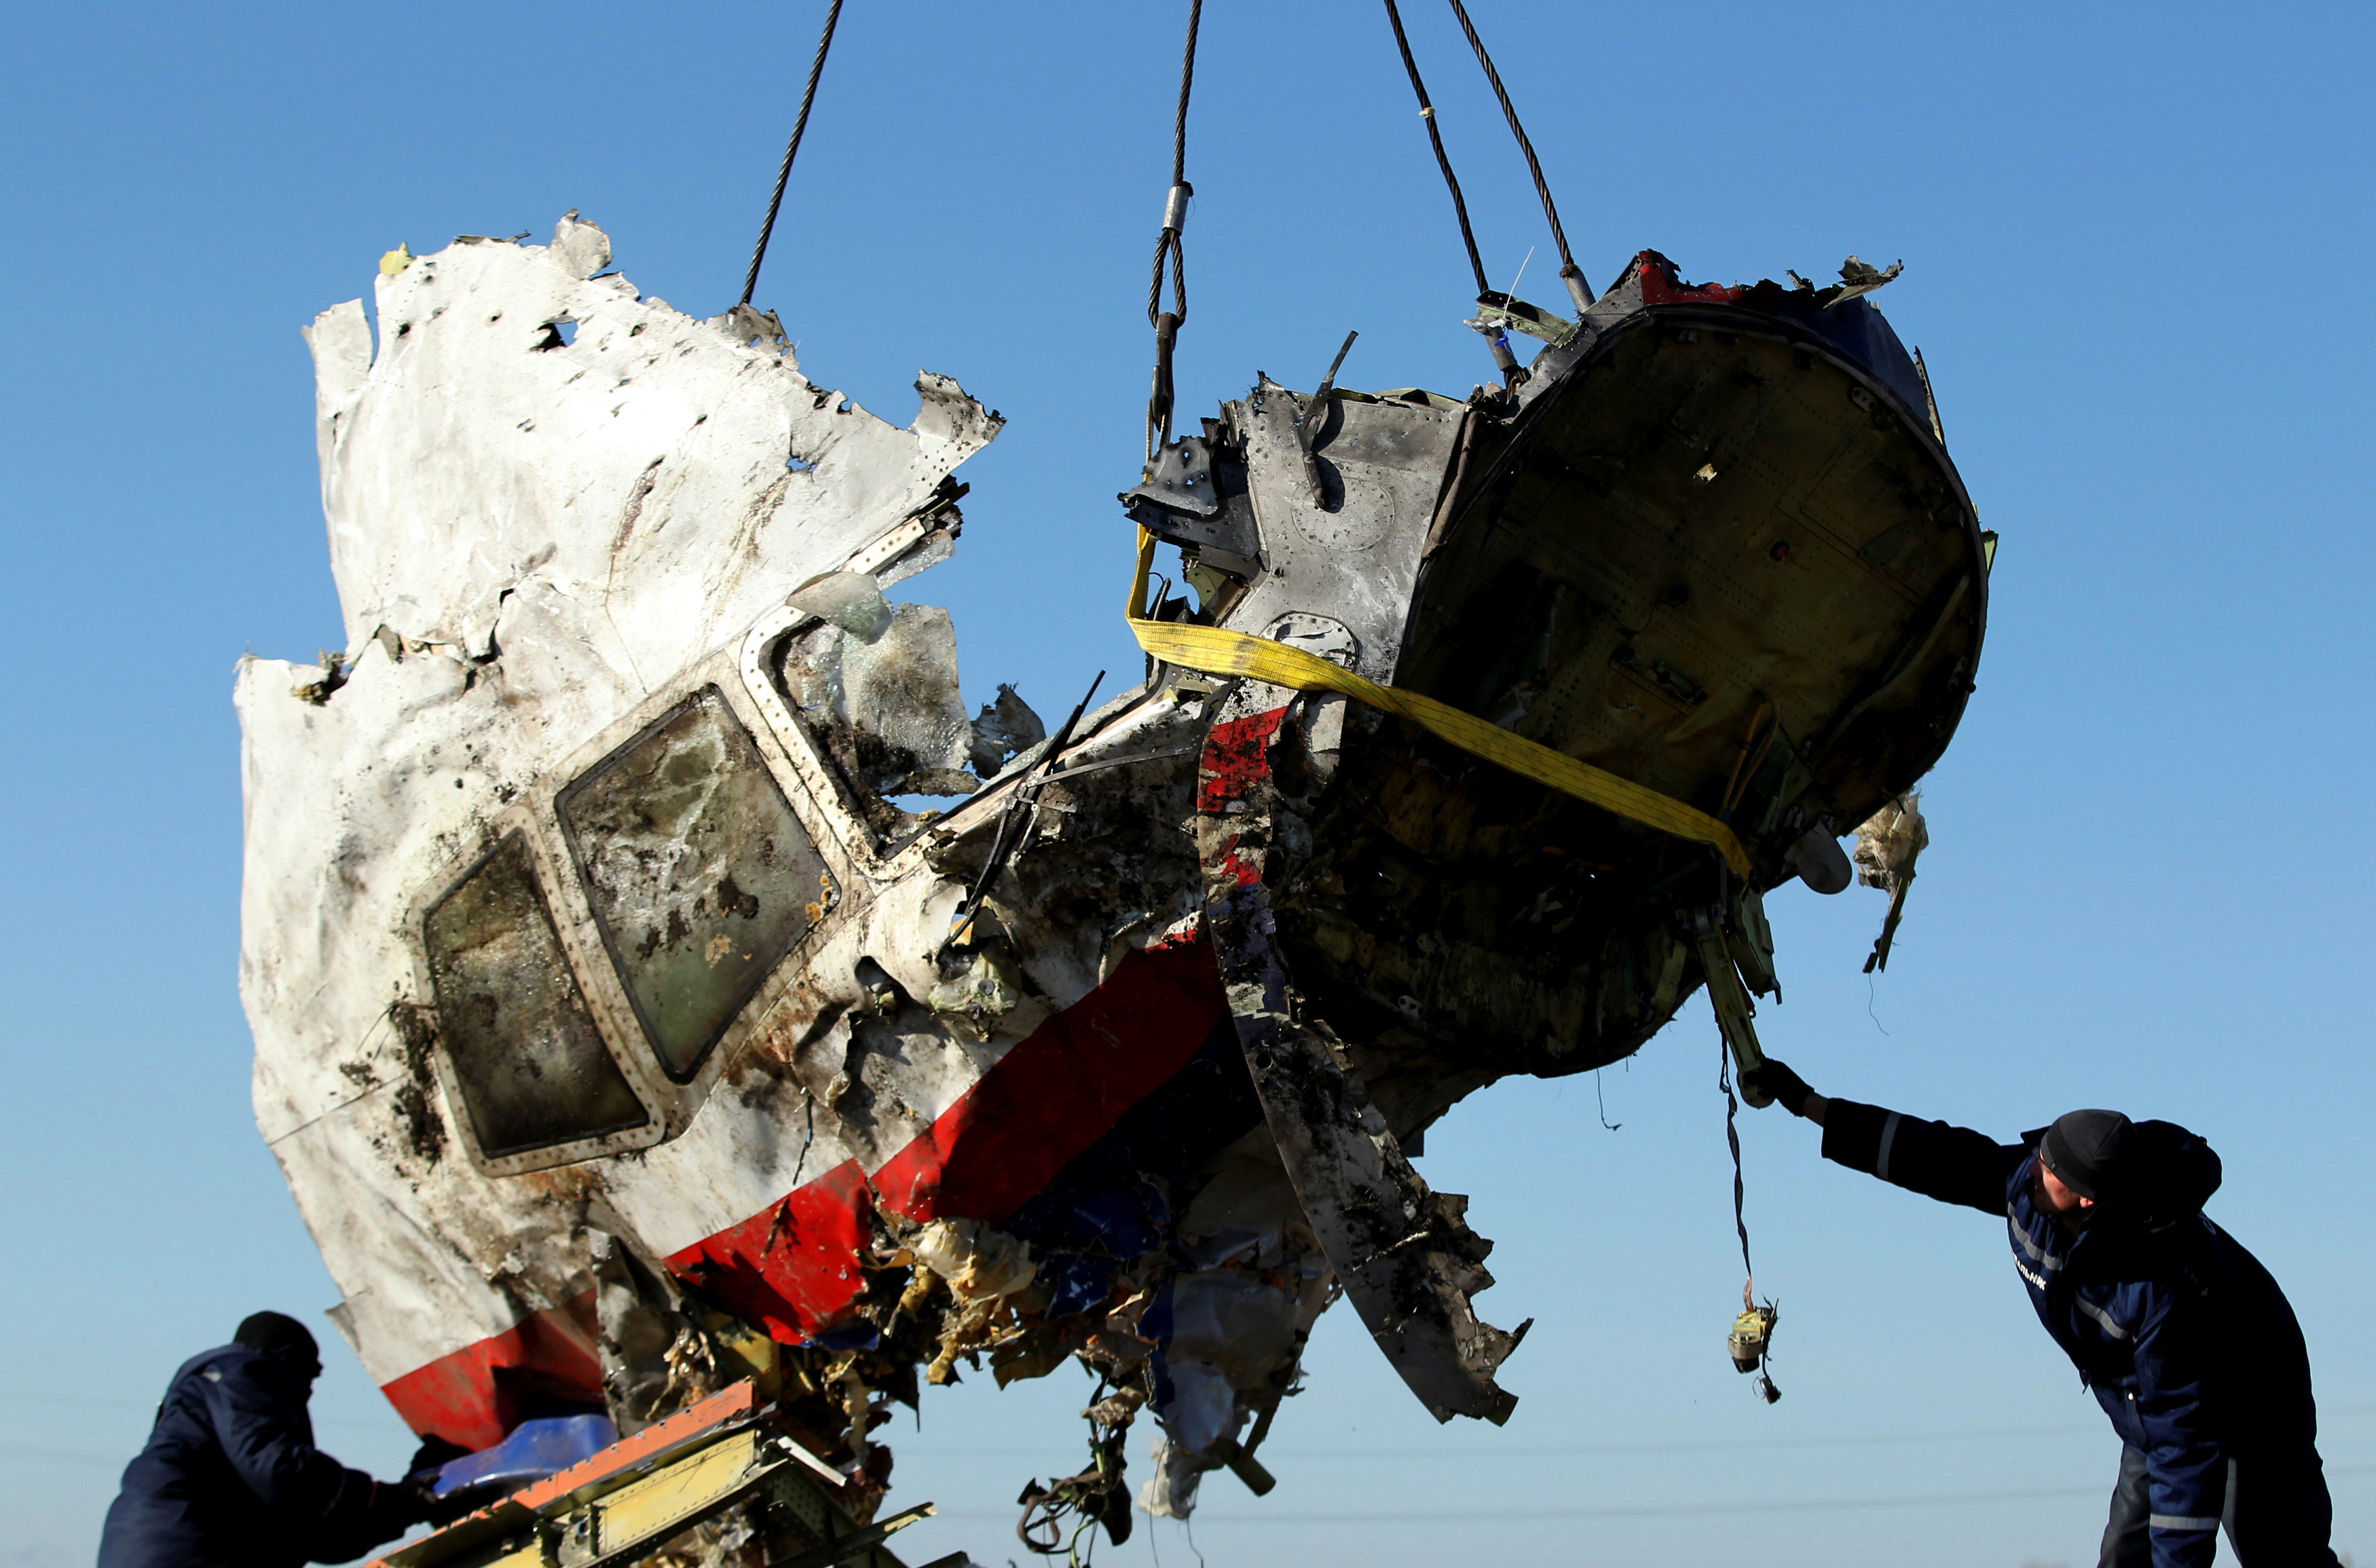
[237,204,1988,1559]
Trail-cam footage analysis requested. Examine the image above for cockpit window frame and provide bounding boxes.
[409,816,668,1178]
[554,682,838,1087]
[406,643,877,1178]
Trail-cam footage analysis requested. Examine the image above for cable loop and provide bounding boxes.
[1142,0,1202,463]
[1147,310,1181,463]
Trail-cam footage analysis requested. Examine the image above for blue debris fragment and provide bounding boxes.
[432,1413,616,1498]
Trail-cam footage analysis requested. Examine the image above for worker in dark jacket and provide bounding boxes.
[98,1312,429,1568]
[1747,1059,2337,1568]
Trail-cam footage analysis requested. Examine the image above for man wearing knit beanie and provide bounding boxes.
[1746,1060,2337,1568]
[98,1312,434,1568]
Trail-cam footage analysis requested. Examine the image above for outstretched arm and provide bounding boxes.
[1747,1059,2024,1216]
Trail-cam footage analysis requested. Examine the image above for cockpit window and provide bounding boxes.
[764,595,1045,847]
[423,831,650,1157]
[557,686,834,1082]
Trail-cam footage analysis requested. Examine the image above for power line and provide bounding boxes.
[0,1389,407,1438]
[19,1402,2370,1490]
[931,1462,2376,1527]
[893,1401,2376,1463]
[0,1442,121,1467]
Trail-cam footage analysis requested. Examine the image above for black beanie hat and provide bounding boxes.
[2039,1108,2133,1202]
[235,1311,321,1371]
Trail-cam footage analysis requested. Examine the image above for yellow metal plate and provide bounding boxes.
[570,1430,762,1565]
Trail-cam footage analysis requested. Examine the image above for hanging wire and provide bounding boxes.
[1720,1040,1781,1402]
[1441,0,1594,316]
[1145,0,1203,464]
[738,0,848,308]
[1719,1043,1754,1287]
[1380,0,1489,299]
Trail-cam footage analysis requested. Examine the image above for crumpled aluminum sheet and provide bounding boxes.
[238,214,1001,1392]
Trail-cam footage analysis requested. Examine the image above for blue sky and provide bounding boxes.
[3,1,2371,1564]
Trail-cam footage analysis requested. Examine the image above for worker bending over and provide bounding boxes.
[1747,1059,2337,1568]
[99,1312,432,1568]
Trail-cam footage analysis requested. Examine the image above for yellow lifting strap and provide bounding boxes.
[1124,527,1753,875]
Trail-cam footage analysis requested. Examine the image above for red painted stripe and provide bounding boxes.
[1633,250,1743,307]
[1195,709,1283,813]
[871,935,1224,1222]
[381,935,1227,1446]
[666,1158,875,1344]
[379,1292,604,1451]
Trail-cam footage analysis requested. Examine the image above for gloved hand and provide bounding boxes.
[308,1477,436,1563]
[406,1434,470,1478]
[412,1477,477,1529]
[1743,1057,1815,1118]
[401,1434,476,1529]
[366,1478,435,1534]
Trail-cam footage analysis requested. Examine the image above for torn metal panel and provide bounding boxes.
[1853,790,1928,973]
[310,232,988,675]
[1853,792,1928,891]
[373,1381,921,1568]
[1210,379,1466,683]
[242,217,1005,1437]
[244,217,1991,1551]
[1108,246,1988,1453]
[1192,665,1522,1425]
[590,1230,734,1436]
[965,685,1045,779]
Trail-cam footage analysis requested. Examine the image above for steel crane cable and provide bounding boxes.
[1443,0,1594,314]
[1144,0,1202,464]
[738,0,848,308]
[1380,0,1491,299]
[1377,1,1526,384]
